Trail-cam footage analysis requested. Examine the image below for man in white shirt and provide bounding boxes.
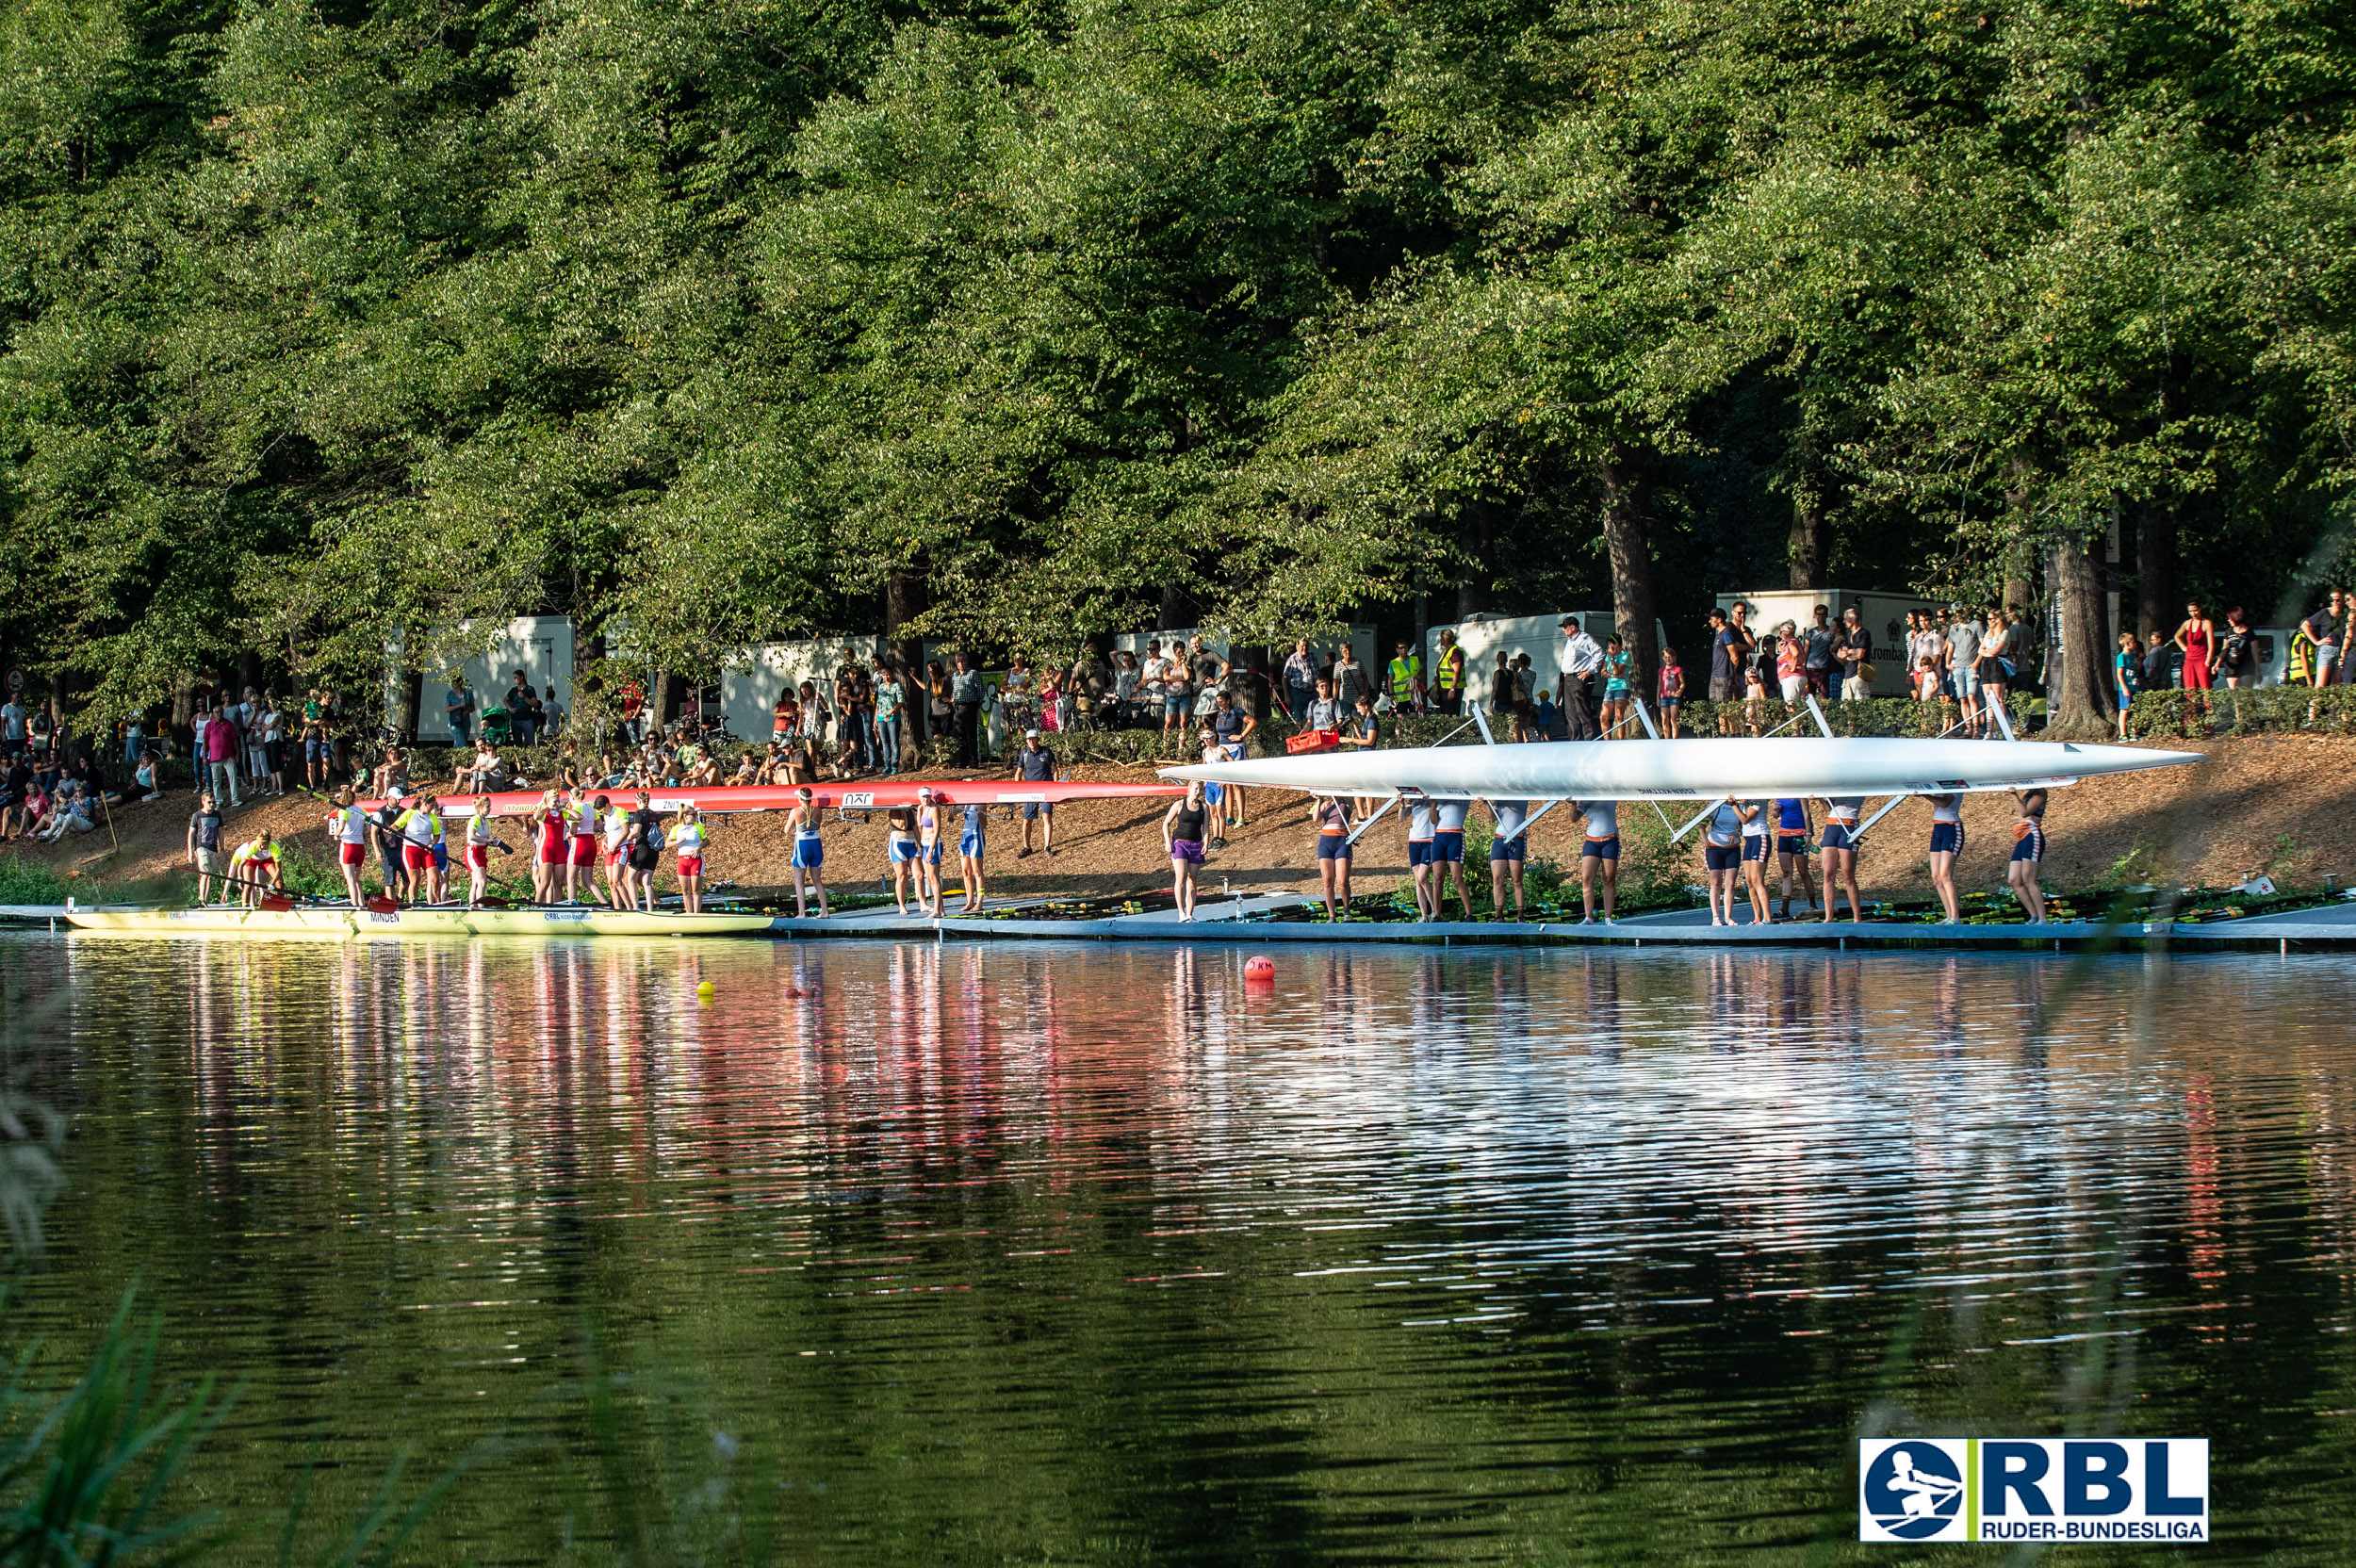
[1556,615,1604,740]
[0,695,23,758]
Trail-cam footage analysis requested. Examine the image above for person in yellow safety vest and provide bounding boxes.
[1432,629,1466,716]
[1388,641,1425,713]
[390,792,442,906]
[227,830,284,907]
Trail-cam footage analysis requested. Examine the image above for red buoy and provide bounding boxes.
[1244,956,1275,981]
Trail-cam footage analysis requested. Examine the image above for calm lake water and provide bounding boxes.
[1,934,2351,1563]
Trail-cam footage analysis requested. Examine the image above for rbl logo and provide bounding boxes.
[1859,1438,2208,1544]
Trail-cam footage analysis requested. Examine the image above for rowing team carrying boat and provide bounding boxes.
[66,713,2201,939]
[1158,711,2204,926]
[70,778,1188,938]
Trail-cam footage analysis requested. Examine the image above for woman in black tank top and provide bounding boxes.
[1163,783,1208,921]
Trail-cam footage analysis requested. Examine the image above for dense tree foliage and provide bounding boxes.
[2,0,2350,721]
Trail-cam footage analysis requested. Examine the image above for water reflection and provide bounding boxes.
[4,936,2353,1560]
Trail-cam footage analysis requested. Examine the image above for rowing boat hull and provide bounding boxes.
[363,780,1182,816]
[1160,736,2203,800]
[63,906,779,939]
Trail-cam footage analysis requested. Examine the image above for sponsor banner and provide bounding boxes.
[1859,1438,2207,1544]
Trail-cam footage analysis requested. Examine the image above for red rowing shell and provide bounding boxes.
[361,779,1184,816]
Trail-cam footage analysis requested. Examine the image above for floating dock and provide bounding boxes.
[8,899,2356,952]
[767,895,2356,955]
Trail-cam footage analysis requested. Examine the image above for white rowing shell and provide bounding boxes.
[1159,737,2202,801]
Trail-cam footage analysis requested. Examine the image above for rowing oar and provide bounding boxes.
[219,871,398,915]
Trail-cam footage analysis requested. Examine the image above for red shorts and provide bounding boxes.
[339,842,364,866]
[677,856,702,878]
[537,832,565,864]
[2182,657,2214,690]
[571,833,597,866]
[467,843,490,869]
[402,843,432,870]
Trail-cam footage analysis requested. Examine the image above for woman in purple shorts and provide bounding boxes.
[1163,782,1209,922]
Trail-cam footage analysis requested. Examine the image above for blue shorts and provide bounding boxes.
[1659,695,1678,709]
[1432,830,1464,863]
[2011,825,2044,863]
[1704,843,1740,872]
[1929,822,1963,856]
[1822,823,1854,852]
[959,830,984,859]
[1741,834,1770,863]
[889,839,919,863]
[1955,667,1983,697]
[432,842,449,871]
[924,841,942,864]
[1021,801,1053,821]
[1490,835,1527,862]
[793,834,824,870]
[1204,782,1224,806]
[1580,835,1619,862]
[1163,694,1186,716]
[1316,834,1352,860]
[1775,833,1808,858]
[305,738,329,764]
[1407,840,1434,867]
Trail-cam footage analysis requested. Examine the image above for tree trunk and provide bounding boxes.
[2135,502,2174,643]
[397,669,424,743]
[1598,445,1659,705]
[651,670,674,731]
[2004,541,2037,620]
[1158,583,1189,632]
[1235,645,1270,720]
[888,564,928,743]
[1456,498,1496,618]
[1786,495,1829,589]
[2048,532,2115,735]
[238,649,262,702]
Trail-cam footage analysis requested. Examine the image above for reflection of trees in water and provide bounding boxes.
[12,940,2356,1556]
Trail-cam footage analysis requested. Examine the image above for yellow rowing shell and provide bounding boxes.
[62,905,780,939]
